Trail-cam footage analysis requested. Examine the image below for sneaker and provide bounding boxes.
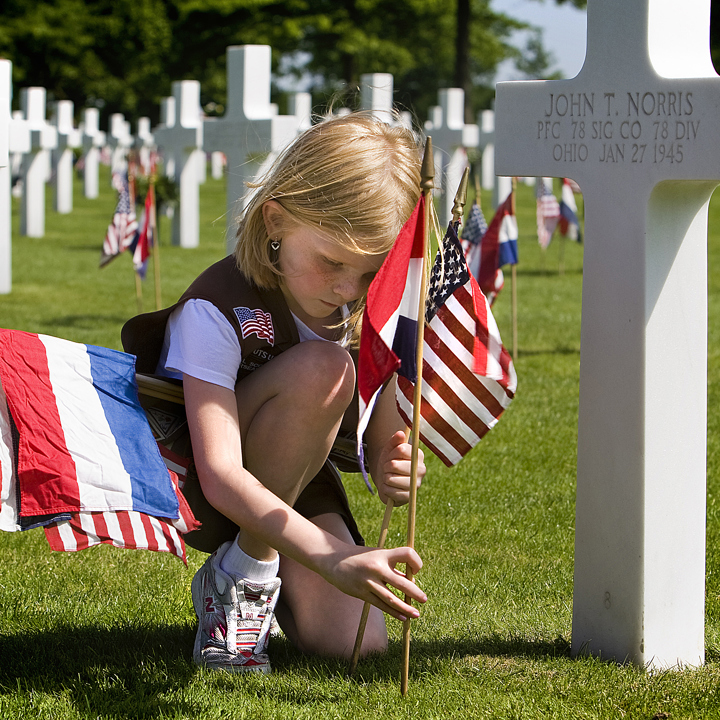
[191,541,282,674]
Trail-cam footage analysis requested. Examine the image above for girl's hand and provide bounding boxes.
[328,544,426,621]
[374,430,425,506]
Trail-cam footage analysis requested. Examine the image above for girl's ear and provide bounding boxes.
[262,200,286,237]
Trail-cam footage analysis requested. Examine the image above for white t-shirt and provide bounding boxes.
[156,298,347,390]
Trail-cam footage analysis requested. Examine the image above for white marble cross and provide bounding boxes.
[360,73,394,124]
[0,60,11,294]
[203,45,301,254]
[495,0,720,669]
[52,100,81,214]
[478,109,495,193]
[427,88,479,226]
[20,87,57,238]
[289,91,312,133]
[153,80,204,248]
[156,97,176,180]
[81,108,106,200]
[108,113,133,175]
[135,117,155,175]
[476,108,513,207]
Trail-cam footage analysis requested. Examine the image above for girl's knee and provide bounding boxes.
[290,342,355,407]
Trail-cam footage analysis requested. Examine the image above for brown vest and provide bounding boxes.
[122,254,363,474]
[121,255,300,382]
[122,256,365,551]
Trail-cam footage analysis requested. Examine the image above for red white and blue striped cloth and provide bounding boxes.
[477,192,518,305]
[0,330,198,562]
[356,195,425,489]
[559,178,582,242]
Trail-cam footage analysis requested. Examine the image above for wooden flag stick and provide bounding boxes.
[128,160,143,314]
[134,274,143,314]
[149,176,162,310]
[401,137,434,697]
[511,178,518,362]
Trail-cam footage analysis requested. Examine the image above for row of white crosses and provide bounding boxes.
[0,65,160,293]
[0,44,499,275]
[201,45,397,254]
[425,89,516,226]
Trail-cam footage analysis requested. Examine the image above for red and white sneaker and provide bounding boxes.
[191,542,282,673]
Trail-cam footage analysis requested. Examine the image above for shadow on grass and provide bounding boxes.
[516,346,580,358]
[266,632,573,688]
[343,633,572,682]
[0,623,571,713]
[0,622,197,718]
[518,267,583,278]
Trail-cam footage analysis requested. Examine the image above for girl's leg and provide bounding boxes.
[275,513,388,658]
[231,340,355,561]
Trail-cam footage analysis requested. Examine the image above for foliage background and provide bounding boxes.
[0,0,585,127]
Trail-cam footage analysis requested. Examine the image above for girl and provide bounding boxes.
[122,112,427,674]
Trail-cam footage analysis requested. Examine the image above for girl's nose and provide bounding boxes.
[334,275,364,303]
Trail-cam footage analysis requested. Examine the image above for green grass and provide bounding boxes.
[2,170,720,718]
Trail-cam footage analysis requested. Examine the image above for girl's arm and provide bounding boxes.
[364,375,426,506]
[183,374,426,620]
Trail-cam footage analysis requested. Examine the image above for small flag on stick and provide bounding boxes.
[396,219,517,467]
[559,178,582,242]
[460,199,488,281]
[536,177,560,249]
[477,192,518,305]
[356,195,426,489]
[100,171,138,267]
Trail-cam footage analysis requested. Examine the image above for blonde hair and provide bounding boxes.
[234,112,422,341]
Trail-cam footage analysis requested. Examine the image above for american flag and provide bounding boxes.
[234,307,275,345]
[460,200,488,282]
[43,458,196,563]
[100,172,138,267]
[128,184,154,279]
[536,177,560,249]
[395,222,516,467]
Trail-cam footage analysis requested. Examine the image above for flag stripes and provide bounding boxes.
[394,221,516,467]
[0,329,198,562]
[43,467,195,562]
[396,291,514,466]
[357,195,425,487]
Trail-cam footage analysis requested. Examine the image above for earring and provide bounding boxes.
[269,237,281,265]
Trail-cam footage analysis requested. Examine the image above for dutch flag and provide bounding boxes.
[356,195,425,489]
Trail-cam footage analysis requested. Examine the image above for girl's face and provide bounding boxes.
[277,223,385,327]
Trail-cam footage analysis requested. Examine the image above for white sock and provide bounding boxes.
[220,536,279,583]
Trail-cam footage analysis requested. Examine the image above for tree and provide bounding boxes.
[0,0,173,122]
[0,0,566,127]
